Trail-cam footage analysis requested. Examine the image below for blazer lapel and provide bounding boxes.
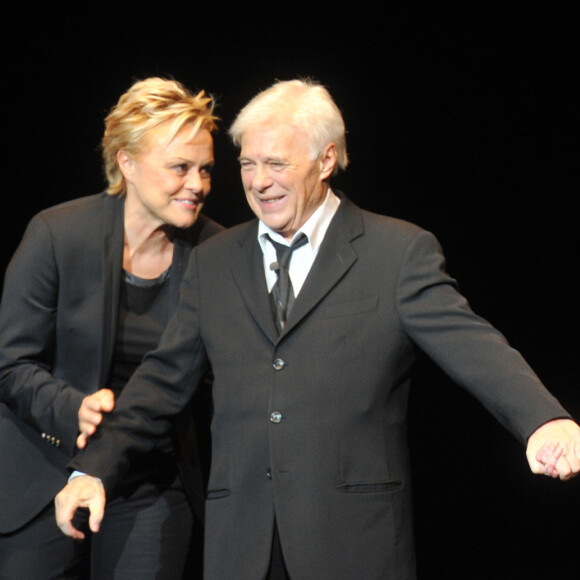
[282,196,364,336]
[170,236,192,304]
[98,194,125,387]
[230,221,279,344]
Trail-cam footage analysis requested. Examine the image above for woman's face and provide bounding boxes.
[121,122,214,230]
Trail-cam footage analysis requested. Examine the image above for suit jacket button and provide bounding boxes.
[270,411,283,423]
[266,468,272,479]
[273,358,285,371]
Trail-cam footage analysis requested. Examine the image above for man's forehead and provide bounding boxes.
[240,123,308,156]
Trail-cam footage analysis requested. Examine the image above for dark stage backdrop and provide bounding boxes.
[3,6,578,578]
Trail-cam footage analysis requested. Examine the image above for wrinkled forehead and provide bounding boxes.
[240,123,312,158]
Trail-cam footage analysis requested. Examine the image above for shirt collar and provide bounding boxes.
[257,189,341,254]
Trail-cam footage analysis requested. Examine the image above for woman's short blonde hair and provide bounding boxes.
[229,79,348,175]
[102,77,218,195]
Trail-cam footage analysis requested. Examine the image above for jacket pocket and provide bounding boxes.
[337,481,403,493]
[206,488,231,500]
[323,295,378,318]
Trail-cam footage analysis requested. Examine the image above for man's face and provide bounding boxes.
[239,124,335,241]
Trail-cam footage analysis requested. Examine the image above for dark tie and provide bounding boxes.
[268,233,308,333]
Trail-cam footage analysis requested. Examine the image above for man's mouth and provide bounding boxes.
[260,195,284,205]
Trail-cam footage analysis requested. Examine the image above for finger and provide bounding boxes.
[80,404,106,424]
[555,456,573,481]
[83,397,102,412]
[99,389,116,412]
[561,451,580,480]
[76,432,89,449]
[527,450,553,475]
[78,421,97,437]
[78,403,104,434]
[54,492,86,540]
[79,409,103,428]
[88,389,115,413]
[535,442,562,464]
[536,443,563,475]
[88,501,104,533]
[81,390,115,414]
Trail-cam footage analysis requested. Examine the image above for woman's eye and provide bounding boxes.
[200,164,214,177]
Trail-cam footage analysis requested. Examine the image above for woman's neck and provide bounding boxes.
[123,212,176,279]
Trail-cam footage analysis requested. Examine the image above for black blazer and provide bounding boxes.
[70,195,570,579]
[0,192,222,533]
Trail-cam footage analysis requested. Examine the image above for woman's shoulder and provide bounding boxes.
[34,192,112,225]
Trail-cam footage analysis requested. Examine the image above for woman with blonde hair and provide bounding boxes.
[0,77,223,579]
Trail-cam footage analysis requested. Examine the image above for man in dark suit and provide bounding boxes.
[55,79,580,580]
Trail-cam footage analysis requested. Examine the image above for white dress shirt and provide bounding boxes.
[258,189,341,296]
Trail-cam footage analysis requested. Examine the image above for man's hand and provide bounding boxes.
[54,475,106,540]
[526,418,580,480]
[77,389,115,449]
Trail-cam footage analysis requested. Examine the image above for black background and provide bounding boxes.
[3,5,578,578]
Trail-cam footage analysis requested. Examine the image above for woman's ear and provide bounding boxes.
[117,150,134,179]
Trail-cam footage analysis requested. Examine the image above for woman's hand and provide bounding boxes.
[77,389,115,449]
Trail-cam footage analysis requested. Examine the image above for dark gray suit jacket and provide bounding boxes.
[70,194,569,579]
[0,192,222,533]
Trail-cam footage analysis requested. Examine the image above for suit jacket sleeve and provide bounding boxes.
[0,214,84,454]
[396,229,570,442]
[68,246,209,493]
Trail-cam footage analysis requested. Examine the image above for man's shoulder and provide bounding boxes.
[339,194,426,242]
[195,219,258,253]
[179,213,226,246]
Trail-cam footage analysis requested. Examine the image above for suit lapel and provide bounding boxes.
[283,197,364,336]
[230,221,279,344]
[170,236,192,303]
[98,194,125,387]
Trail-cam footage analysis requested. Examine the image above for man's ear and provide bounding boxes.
[319,143,338,180]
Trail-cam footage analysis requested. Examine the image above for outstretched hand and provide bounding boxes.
[77,388,115,449]
[526,418,580,480]
[54,475,106,540]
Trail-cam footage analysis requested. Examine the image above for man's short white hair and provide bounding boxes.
[229,79,348,174]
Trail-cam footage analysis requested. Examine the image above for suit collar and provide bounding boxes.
[230,221,279,342]
[284,194,363,336]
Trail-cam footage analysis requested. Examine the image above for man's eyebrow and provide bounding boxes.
[237,156,288,163]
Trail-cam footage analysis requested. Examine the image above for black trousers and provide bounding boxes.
[0,474,194,580]
[267,522,290,580]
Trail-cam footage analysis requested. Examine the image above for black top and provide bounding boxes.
[111,267,174,459]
